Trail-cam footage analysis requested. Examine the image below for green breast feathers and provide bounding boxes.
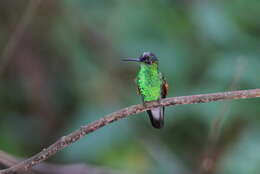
[137,63,162,101]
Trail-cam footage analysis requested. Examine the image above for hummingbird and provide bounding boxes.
[123,52,168,129]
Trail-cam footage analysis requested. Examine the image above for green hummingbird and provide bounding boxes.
[123,52,168,129]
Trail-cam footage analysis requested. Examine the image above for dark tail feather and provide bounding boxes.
[147,107,164,129]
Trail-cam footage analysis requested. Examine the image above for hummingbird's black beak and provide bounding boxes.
[121,58,140,62]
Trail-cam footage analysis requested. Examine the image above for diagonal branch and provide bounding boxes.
[1,88,260,174]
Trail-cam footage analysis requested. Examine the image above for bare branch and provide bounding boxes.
[1,88,260,174]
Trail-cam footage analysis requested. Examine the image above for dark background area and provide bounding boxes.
[0,0,260,174]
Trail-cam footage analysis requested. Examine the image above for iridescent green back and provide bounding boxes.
[137,63,162,101]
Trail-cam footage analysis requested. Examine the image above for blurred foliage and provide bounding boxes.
[0,0,260,174]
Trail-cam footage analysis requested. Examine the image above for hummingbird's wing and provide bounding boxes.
[161,76,169,99]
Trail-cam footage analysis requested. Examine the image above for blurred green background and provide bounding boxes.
[0,0,260,174]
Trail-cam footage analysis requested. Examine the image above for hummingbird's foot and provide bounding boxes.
[143,102,148,108]
[143,101,153,109]
[143,100,160,109]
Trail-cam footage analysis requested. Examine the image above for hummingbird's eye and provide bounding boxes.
[140,57,146,62]
[140,56,148,61]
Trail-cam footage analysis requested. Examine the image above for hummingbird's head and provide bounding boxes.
[140,52,158,64]
[122,52,158,65]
